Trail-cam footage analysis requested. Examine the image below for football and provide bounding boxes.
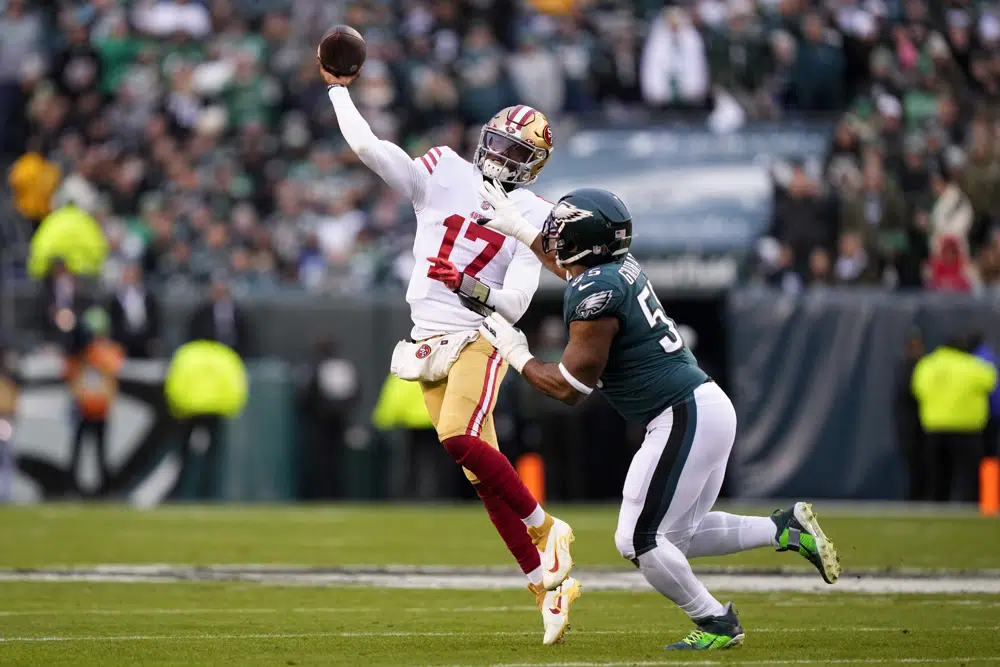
[318,25,366,78]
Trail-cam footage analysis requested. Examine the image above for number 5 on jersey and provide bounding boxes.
[637,284,684,353]
[433,214,506,278]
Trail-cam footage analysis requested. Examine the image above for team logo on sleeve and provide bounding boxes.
[575,290,614,319]
[416,344,432,359]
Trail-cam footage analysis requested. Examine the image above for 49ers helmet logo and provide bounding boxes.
[415,344,432,359]
[543,124,553,146]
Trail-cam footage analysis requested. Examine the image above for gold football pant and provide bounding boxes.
[420,334,508,483]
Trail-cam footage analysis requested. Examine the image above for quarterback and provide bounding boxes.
[320,67,578,644]
[475,185,841,650]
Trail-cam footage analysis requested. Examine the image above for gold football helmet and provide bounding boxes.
[473,105,553,186]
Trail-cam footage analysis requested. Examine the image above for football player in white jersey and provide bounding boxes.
[320,64,578,644]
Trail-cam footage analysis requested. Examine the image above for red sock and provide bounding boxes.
[476,483,541,576]
[442,434,538,518]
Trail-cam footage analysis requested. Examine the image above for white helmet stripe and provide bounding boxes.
[511,105,536,126]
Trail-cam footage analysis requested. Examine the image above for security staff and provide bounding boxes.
[912,334,998,502]
[372,374,442,498]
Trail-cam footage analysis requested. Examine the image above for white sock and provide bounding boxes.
[637,540,726,621]
[685,513,778,559]
[526,566,543,586]
[522,504,546,529]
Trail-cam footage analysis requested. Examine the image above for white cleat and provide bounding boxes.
[539,517,575,590]
[541,577,582,645]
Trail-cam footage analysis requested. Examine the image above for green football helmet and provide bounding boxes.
[541,188,633,267]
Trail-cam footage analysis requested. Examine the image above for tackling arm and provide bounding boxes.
[521,318,617,405]
[328,87,428,206]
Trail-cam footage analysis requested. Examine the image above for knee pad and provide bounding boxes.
[614,529,635,561]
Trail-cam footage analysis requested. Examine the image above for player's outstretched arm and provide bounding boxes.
[323,66,428,206]
[479,313,616,405]
[478,180,566,280]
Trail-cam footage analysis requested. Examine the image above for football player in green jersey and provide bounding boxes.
[474,182,841,651]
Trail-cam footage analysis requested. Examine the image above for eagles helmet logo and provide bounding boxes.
[552,200,594,225]
[574,290,614,319]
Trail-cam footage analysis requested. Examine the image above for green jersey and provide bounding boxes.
[562,255,708,425]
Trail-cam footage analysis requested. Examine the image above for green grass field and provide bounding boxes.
[2,503,1000,666]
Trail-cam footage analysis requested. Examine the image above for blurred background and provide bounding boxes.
[1,0,999,508]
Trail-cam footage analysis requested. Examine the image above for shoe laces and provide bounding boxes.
[681,629,707,646]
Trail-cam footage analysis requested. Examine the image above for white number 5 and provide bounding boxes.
[637,284,683,353]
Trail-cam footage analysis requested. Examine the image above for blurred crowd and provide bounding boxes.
[4,0,1000,294]
[758,0,1000,293]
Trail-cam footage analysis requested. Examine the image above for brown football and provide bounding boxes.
[318,25,366,78]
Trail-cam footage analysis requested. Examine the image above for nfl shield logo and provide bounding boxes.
[615,229,627,239]
[415,344,432,359]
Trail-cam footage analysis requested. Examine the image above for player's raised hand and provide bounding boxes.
[478,178,515,216]
[317,57,361,87]
[476,178,541,247]
[426,256,462,291]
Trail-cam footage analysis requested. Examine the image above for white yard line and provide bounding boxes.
[2,567,1000,594]
[2,627,998,643]
[0,606,532,617]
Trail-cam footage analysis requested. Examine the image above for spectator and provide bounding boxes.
[508,35,565,117]
[51,22,103,103]
[703,0,771,115]
[912,332,998,502]
[896,328,929,501]
[770,160,833,278]
[839,159,907,255]
[456,24,512,123]
[927,159,975,256]
[834,230,875,284]
[40,260,91,345]
[793,13,845,111]
[0,0,42,155]
[640,8,709,109]
[928,235,976,292]
[107,263,161,359]
[8,144,61,223]
[134,0,213,40]
[187,274,250,357]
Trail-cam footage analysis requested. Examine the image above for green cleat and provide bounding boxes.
[771,501,841,584]
[664,602,745,651]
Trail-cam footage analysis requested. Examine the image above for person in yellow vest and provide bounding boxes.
[912,333,998,503]
[371,373,446,498]
[8,146,62,223]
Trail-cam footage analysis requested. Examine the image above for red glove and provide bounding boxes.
[427,256,462,290]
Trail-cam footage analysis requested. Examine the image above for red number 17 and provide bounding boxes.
[433,214,505,278]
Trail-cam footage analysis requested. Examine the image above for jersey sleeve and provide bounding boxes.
[564,273,628,325]
[328,87,430,209]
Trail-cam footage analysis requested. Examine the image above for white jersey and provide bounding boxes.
[328,87,553,341]
[407,147,552,339]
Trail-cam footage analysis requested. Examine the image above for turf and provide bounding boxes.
[1,585,999,666]
[2,504,1000,666]
[2,503,999,571]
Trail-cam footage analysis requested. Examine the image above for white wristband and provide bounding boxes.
[558,363,593,395]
